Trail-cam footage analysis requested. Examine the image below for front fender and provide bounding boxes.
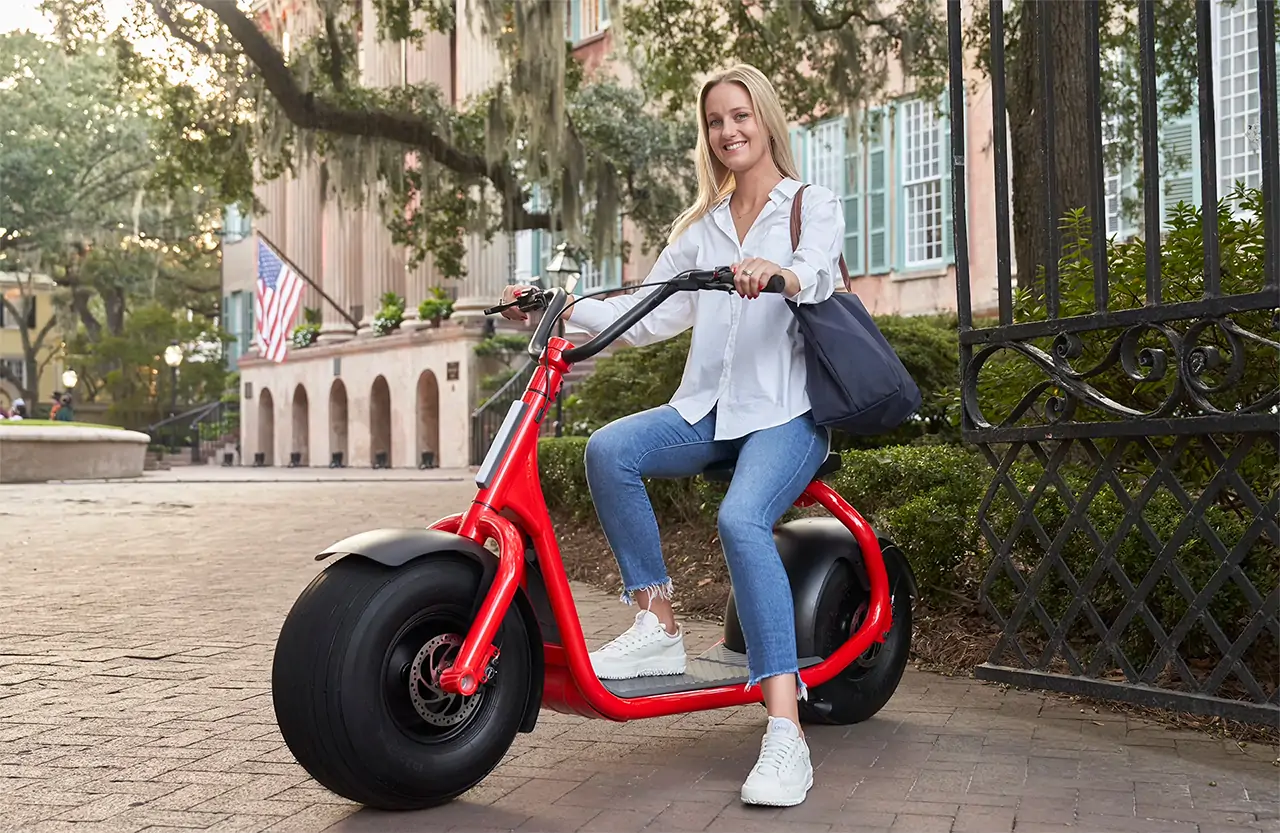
[315,527,493,567]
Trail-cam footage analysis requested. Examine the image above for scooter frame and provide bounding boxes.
[421,276,894,722]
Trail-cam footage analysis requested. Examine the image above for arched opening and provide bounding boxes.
[291,384,310,466]
[370,375,391,468]
[415,370,440,468]
[258,388,275,466]
[328,379,349,467]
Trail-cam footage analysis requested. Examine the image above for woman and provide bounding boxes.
[498,64,842,807]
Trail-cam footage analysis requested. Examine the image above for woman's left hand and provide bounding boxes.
[732,257,784,298]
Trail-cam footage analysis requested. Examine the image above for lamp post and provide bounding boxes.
[163,341,184,454]
[544,244,582,438]
[61,369,78,391]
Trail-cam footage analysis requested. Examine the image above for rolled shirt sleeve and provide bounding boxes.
[785,184,844,305]
[562,233,697,347]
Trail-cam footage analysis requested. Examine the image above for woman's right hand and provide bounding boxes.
[499,284,536,321]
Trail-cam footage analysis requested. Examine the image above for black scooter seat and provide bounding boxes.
[702,451,842,484]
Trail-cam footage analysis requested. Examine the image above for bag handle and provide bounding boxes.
[790,183,852,292]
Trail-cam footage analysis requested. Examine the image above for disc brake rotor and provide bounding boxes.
[849,600,884,668]
[408,634,484,727]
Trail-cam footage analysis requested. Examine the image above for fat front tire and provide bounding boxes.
[799,558,913,726]
[271,554,532,810]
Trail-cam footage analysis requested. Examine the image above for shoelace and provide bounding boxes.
[753,733,799,775]
[600,621,654,653]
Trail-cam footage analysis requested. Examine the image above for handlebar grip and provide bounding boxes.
[763,274,786,293]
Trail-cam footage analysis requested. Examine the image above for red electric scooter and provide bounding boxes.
[270,268,917,811]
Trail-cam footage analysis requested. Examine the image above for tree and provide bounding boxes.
[621,0,1198,297]
[42,0,698,280]
[0,26,227,417]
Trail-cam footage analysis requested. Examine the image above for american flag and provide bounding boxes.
[255,239,304,363]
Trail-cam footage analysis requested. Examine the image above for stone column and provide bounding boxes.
[286,163,323,323]
[320,191,360,343]
[359,200,404,334]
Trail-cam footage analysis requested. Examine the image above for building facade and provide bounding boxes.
[226,0,1269,468]
[0,271,64,413]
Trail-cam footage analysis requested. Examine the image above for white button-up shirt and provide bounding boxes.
[565,177,843,440]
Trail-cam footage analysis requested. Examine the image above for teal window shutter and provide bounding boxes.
[865,108,890,274]
[941,89,958,264]
[1160,108,1200,227]
[843,113,863,275]
[893,103,906,273]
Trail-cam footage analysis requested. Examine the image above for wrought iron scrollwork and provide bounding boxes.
[963,315,1280,430]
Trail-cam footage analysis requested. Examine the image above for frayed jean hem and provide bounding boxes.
[618,578,674,606]
[744,670,809,702]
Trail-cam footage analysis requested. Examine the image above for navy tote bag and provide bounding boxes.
[785,184,922,436]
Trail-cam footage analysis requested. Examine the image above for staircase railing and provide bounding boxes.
[146,400,236,463]
[193,399,240,465]
[470,359,537,466]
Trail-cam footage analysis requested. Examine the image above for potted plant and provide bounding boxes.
[417,287,455,328]
[291,307,322,348]
[373,292,406,336]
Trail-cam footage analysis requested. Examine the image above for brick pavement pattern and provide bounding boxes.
[0,475,1276,833]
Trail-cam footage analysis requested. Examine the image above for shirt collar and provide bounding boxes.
[710,176,802,214]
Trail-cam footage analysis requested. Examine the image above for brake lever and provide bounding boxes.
[484,288,547,316]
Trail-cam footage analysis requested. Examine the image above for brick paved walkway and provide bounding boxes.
[0,476,1275,833]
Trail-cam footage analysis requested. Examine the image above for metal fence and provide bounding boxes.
[948,0,1278,724]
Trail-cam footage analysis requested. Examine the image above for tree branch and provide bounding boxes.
[191,0,548,231]
[149,0,240,59]
[323,12,347,93]
[800,0,902,38]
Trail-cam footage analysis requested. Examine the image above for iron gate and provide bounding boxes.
[947,0,1278,724]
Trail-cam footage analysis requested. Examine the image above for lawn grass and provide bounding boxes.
[1,418,128,429]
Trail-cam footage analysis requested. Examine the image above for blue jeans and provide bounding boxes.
[583,405,830,693]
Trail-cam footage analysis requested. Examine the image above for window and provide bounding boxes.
[1215,0,1263,195]
[1105,0,1259,240]
[0,296,35,329]
[568,0,610,43]
[792,94,955,280]
[515,186,622,292]
[223,204,253,244]
[899,99,947,268]
[0,358,25,388]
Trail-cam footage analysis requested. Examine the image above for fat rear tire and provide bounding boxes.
[271,554,531,810]
[799,558,912,726]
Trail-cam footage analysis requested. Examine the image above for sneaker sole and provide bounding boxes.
[591,655,687,680]
[740,773,813,807]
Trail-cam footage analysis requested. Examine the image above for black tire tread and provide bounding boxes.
[273,556,406,807]
[799,565,913,726]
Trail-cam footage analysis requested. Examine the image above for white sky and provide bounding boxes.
[0,0,137,35]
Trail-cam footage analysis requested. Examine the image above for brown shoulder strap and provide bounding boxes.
[790,183,852,292]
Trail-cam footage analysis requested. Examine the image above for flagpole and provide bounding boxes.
[256,231,362,331]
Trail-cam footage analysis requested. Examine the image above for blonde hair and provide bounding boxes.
[668,64,801,244]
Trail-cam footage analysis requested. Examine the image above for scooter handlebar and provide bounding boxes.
[559,269,785,365]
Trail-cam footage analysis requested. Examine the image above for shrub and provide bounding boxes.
[372,292,405,336]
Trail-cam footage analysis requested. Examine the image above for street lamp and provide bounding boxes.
[544,242,581,294]
[543,243,581,438]
[61,369,78,390]
[164,340,183,419]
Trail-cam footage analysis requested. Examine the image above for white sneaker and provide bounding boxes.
[740,716,813,807]
[589,609,687,680]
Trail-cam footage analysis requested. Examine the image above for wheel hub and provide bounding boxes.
[846,599,885,667]
[408,634,483,727]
